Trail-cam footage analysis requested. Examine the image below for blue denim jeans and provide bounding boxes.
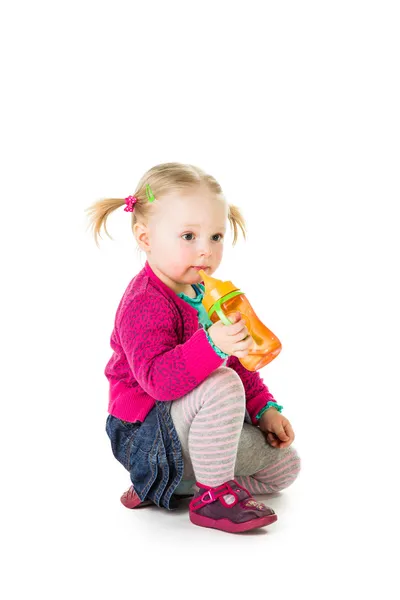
[106,401,184,510]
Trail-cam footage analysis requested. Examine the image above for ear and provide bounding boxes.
[133,222,151,252]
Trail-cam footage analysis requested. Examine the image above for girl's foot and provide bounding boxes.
[189,479,277,533]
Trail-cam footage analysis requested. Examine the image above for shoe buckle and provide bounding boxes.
[201,489,217,504]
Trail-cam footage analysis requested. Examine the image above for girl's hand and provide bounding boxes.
[207,311,254,358]
[258,409,295,449]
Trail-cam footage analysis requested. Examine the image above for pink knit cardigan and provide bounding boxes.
[105,261,276,425]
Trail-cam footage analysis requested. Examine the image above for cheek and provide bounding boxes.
[177,241,194,258]
[215,245,224,260]
[169,242,193,270]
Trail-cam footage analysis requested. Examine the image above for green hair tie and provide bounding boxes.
[146,184,156,203]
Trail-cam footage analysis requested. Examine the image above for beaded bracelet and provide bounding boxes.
[256,402,284,420]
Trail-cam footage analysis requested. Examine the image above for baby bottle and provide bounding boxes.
[199,270,282,371]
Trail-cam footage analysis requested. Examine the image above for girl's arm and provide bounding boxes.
[119,293,225,401]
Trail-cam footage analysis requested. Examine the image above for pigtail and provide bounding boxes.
[228,204,247,246]
[85,197,126,248]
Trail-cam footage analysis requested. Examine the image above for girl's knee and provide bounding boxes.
[208,366,245,390]
[201,367,246,413]
[287,446,301,476]
[273,446,301,490]
[207,366,245,397]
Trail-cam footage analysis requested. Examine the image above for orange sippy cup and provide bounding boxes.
[198,270,282,371]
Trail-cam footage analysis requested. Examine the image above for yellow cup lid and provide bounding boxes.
[198,269,239,314]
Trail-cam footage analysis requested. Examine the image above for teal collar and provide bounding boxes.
[177,283,204,302]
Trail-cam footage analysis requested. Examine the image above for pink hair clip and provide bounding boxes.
[124,195,138,212]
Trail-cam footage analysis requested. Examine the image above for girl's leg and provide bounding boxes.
[234,423,301,494]
[170,366,246,490]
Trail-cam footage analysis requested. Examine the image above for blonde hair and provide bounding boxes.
[85,162,247,249]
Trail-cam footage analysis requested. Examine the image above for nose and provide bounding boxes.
[199,240,212,257]
[200,244,212,258]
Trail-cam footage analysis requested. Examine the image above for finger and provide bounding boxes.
[231,326,246,339]
[234,330,253,347]
[232,333,245,346]
[229,319,246,335]
[277,439,293,449]
[267,432,279,446]
[228,311,242,326]
[274,424,290,442]
[233,336,252,352]
[233,336,251,350]
[284,422,295,442]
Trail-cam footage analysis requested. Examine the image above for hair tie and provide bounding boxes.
[124,196,138,212]
[124,186,155,213]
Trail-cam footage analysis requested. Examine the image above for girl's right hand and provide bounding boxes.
[207,311,253,358]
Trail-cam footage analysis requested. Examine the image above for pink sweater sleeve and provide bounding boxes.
[226,355,277,425]
[119,293,225,401]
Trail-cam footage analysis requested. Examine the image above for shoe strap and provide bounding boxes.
[190,481,239,512]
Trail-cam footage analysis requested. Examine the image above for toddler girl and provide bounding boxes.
[86,162,301,533]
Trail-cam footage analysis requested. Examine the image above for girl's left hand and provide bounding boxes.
[258,409,295,449]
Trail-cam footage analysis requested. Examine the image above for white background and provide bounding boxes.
[1,1,399,598]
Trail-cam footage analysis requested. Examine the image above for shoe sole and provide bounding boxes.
[189,512,278,533]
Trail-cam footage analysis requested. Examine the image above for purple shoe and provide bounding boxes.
[189,479,278,533]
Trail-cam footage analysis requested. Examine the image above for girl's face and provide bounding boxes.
[136,185,228,294]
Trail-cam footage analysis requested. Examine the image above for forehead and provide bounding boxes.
[158,188,228,228]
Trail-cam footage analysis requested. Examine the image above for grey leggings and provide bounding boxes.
[170,366,301,495]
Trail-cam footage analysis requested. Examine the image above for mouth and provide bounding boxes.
[192,266,209,271]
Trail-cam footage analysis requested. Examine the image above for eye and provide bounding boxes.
[181,233,224,242]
